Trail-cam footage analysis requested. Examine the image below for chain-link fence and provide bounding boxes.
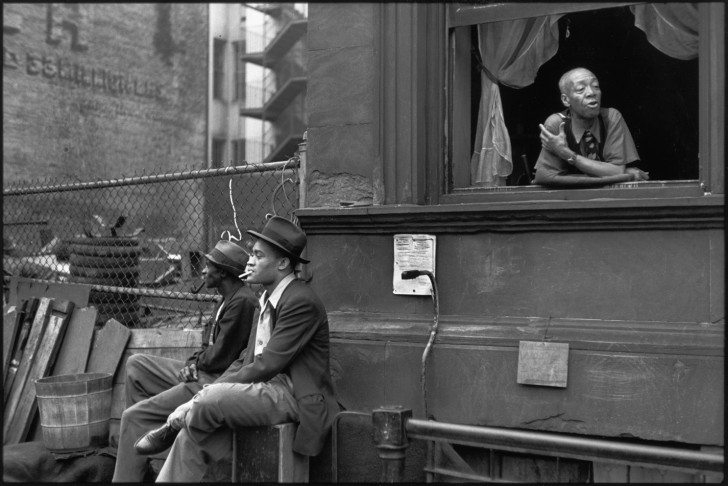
[3,160,300,328]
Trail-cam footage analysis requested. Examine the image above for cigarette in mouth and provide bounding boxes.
[239,271,252,280]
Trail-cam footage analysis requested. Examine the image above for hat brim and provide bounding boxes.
[247,230,310,264]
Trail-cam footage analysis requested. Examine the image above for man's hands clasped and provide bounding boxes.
[178,363,198,382]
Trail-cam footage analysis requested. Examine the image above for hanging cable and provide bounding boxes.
[401,269,440,420]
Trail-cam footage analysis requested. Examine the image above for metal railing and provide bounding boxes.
[3,160,300,328]
[371,407,724,483]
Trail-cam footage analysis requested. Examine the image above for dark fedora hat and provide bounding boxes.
[247,216,309,264]
[205,240,249,276]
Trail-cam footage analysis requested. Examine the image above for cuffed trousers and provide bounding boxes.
[155,374,299,482]
[111,354,218,482]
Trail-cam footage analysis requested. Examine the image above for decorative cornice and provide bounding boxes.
[298,196,724,234]
[328,311,725,357]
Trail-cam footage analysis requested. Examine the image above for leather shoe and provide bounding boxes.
[134,423,180,455]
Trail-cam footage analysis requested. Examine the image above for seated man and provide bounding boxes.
[533,67,650,187]
[112,240,257,482]
[133,216,340,482]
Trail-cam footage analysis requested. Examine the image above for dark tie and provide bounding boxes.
[582,130,598,160]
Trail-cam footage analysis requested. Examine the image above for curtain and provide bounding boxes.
[471,15,562,186]
[631,3,699,60]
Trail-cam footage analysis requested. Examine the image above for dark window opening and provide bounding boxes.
[212,138,225,168]
[213,38,225,100]
[466,6,699,187]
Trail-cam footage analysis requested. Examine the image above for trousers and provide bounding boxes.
[111,354,218,482]
[155,374,299,482]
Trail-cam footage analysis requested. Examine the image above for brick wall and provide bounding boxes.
[2,3,208,183]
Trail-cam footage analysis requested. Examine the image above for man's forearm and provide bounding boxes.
[562,149,625,177]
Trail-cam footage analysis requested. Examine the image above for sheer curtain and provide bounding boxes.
[471,15,561,186]
[631,3,699,60]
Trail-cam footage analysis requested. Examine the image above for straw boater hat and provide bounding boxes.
[247,216,309,264]
[204,240,249,276]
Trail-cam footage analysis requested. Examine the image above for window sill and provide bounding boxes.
[297,191,724,234]
[444,180,705,204]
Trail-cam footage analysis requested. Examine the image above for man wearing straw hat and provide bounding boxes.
[112,240,257,482]
[133,216,339,482]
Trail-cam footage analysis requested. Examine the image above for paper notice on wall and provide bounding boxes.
[393,234,436,295]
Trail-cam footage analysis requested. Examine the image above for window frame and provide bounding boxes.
[442,2,724,204]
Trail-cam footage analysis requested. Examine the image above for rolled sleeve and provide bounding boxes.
[602,108,640,166]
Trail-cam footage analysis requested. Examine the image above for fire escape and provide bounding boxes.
[240,3,307,163]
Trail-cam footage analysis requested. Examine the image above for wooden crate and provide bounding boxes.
[109,328,202,446]
[232,423,309,483]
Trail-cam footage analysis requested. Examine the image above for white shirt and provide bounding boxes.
[253,273,296,357]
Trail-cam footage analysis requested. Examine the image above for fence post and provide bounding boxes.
[373,405,411,483]
[297,131,308,209]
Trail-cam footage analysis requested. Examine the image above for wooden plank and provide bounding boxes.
[3,297,51,437]
[4,299,73,444]
[126,328,203,349]
[7,276,90,308]
[3,301,26,383]
[85,319,131,379]
[52,307,98,376]
[4,298,40,402]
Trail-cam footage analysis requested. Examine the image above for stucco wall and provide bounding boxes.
[309,227,724,446]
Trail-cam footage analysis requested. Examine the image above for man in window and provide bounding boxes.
[533,67,650,187]
[132,216,339,482]
[112,240,257,482]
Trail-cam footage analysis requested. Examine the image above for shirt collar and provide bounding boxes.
[259,273,296,310]
[571,117,601,144]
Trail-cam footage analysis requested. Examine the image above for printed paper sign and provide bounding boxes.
[393,234,436,295]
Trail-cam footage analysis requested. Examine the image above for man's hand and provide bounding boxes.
[167,400,193,430]
[178,363,198,382]
[626,167,650,181]
[539,122,570,159]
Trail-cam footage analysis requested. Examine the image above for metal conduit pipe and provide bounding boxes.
[400,270,439,420]
[405,418,724,473]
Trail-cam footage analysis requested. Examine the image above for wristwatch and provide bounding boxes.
[566,153,577,166]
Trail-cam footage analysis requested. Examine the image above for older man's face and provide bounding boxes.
[562,70,601,119]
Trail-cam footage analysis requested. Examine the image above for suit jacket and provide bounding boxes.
[186,285,258,374]
[216,278,339,456]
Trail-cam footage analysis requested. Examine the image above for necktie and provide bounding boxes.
[582,130,599,160]
[254,300,272,357]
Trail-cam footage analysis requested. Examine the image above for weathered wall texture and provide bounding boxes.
[310,228,724,446]
[3,4,208,249]
[305,3,377,207]
[3,3,208,183]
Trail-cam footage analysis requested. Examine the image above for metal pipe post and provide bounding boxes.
[372,406,412,482]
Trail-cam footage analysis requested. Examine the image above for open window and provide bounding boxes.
[446,2,723,198]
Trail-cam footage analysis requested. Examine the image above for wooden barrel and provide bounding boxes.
[35,372,113,453]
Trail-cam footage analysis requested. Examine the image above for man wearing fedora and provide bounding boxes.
[112,240,258,482]
[134,216,339,482]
